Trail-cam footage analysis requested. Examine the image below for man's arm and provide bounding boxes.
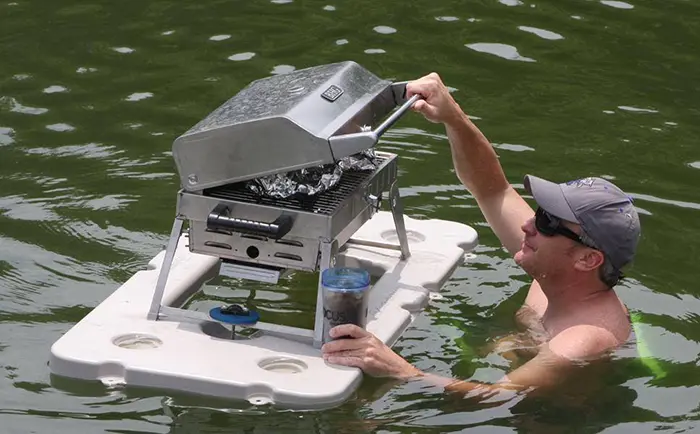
[321,324,618,399]
[406,74,535,255]
[416,324,618,396]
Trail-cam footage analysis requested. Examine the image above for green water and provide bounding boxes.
[1,0,700,432]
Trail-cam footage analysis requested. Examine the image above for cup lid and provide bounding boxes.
[321,267,370,291]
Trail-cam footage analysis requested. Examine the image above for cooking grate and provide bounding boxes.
[203,168,376,215]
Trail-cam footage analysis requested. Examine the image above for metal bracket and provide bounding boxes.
[148,217,185,320]
[148,218,318,344]
[388,181,411,260]
[312,239,338,348]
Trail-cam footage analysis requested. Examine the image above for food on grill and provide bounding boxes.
[245,149,378,199]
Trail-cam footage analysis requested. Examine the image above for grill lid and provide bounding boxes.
[172,61,410,192]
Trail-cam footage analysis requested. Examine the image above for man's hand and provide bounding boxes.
[406,73,465,125]
[321,324,423,379]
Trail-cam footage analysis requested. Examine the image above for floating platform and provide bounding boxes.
[49,212,478,409]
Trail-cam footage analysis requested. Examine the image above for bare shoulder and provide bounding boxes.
[548,324,620,360]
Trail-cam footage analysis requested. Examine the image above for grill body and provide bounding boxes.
[179,153,398,271]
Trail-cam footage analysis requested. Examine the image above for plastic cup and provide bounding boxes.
[321,267,370,343]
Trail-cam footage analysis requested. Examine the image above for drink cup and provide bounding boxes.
[321,267,370,343]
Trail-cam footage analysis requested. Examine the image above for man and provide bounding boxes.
[321,73,641,396]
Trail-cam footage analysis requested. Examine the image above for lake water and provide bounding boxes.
[1,0,699,432]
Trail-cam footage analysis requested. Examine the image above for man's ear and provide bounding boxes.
[574,249,605,272]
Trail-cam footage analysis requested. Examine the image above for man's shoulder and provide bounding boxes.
[548,324,620,360]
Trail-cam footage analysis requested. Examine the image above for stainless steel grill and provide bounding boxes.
[148,61,418,347]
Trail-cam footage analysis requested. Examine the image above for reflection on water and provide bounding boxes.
[1,0,700,431]
[466,43,536,62]
[518,26,564,41]
[1,96,49,115]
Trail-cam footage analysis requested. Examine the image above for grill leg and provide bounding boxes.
[148,217,185,321]
[388,181,411,260]
[312,239,335,348]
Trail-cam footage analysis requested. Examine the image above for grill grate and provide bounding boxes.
[204,170,373,215]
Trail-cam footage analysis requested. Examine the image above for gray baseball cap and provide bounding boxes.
[524,175,641,270]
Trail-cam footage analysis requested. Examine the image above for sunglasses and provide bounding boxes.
[534,208,590,246]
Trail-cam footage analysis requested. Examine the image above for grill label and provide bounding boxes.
[321,85,343,102]
[220,261,281,284]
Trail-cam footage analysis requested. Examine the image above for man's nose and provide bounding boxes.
[522,215,537,236]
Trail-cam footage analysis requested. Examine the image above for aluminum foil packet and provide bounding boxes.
[246,149,378,199]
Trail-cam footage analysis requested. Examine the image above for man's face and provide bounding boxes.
[514,211,587,283]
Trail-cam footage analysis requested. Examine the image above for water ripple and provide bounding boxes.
[518,26,564,40]
[270,64,295,75]
[0,195,61,222]
[43,85,68,94]
[383,126,447,141]
[400,184,466,198]
[124,92,153,102]
[24,143,122,159]
[381,139,432,149]
[0,97,48,115]
[618,105,658,113]
[493,143,535,152]
[46,123,75,132]
[106,155,172,180]
[631,192,700,211]
[107,171,173,180]
[111,47,134,54]
[0,127,15,146]
[76,67,97,74]
[374,26,397,34]
[83,194,139,211]
[323,5,335,11]
[0,219,166,307]
[60,221,165,256]
[466,43,535,62]
[601,0,634,9]
[228,52,256,61]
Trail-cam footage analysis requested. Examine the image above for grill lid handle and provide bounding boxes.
[207,204,293,240]
[329,93,423,160]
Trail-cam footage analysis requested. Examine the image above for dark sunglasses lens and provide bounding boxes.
[535,209,557,236]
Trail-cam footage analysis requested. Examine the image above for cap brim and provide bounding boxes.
[524,175,578,223]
